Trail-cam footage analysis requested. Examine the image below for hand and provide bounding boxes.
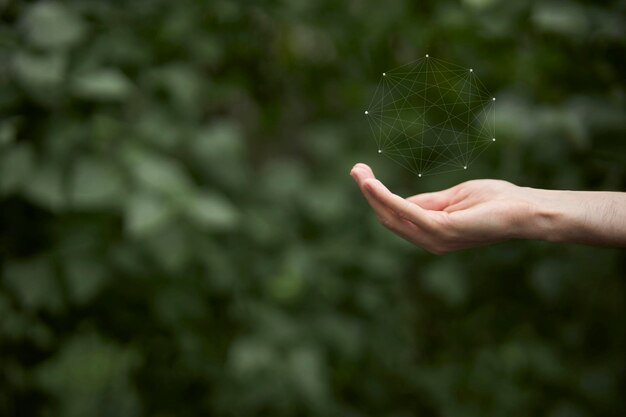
[350,163,626,253]
[350,163,541,254]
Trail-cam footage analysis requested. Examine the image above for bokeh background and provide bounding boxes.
[1,0,625,416]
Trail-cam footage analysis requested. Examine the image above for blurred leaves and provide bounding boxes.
[12,51,66,100]
[182,190,239,230]
[421,259,467,306]
[69,157,125,208]
[0,143,33,194]
[0,0,625,416]
[36,333,140,417]
[22,162,66,210]
[71,69,133,101]
[21,2,86,49]
[532,2,589,37]
[3,255,62,313]
[124,191,172,236]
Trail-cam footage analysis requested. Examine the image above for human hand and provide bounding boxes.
[351,163,626,253]
[350,163,553,254]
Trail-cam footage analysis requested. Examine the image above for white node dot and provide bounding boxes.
[492,138,496,142]
[418,174,422,177]
[364,110,368,115]
[492,97,496,101]
[470,68,473,72]
[378,149,382,154]
[383,72,386,76]
[425,54,429,58]
[463,166,467,169]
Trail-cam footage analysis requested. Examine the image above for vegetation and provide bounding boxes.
[1,0,624,416]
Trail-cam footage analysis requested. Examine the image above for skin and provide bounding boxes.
[350,163,626,255]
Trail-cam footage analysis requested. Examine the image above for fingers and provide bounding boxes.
[350,165,512,254]
[350,163,462,254]
[350,164,443,247]
[350,163,375,184]
[362,178,435,232]
[407,185,461,211]
[350,164,406,233]
[407,191,451,211]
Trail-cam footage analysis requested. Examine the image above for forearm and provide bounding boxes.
[528,188,626,246]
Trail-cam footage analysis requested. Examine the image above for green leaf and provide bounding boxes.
[532,3,589,37]
[142,224,190,272]
[124,192,172,236]
[22,2,86,49]
[0,143,34,195]
[287,346,328,405]
[147,63,204,113]
[229,337,277,377]
[191,122,244,162]
[22,162,66,210]
[183,191,239,230]
[266,248,309,302]
[69,157,125,209]
[72,69,133,101]
[36,333,141,417]
[267,270,304,303]
[124,147,192,195]
[421,260,468,306]
[188,122,247,187]
[3,256,63,313]
[12,51,66,90]
[62,257,108,305]
[0,117,19,147]
[135,107,181,149]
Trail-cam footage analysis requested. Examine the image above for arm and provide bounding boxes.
[528,188,626,246]
[350,163,626,254]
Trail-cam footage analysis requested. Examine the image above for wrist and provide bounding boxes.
[516,186,625,246]
[523,188,576,243]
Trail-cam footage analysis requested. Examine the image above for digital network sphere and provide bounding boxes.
[365,55,496,177]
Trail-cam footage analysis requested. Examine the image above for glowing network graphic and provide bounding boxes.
[365,54,496,177]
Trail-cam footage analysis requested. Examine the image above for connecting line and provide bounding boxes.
[365,54,496,177]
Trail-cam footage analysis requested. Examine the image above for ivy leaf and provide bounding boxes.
[12,51,66,95]
[36,333,141,417]
[3,256,63,313]
[0,143,34,195]
[183,191,239,230]
[72,69,133,101]
[22,162,66,210]
[22,2,86,49]
[124,192,173,237]
[69,157,125,209]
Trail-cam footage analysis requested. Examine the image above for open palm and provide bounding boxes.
[350,163,542,254]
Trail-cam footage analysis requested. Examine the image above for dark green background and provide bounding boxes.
[1,1,625,416]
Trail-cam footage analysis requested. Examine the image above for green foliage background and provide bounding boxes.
[1,0,625,416]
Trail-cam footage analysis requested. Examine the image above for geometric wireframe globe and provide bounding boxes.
[365,54,496,177]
